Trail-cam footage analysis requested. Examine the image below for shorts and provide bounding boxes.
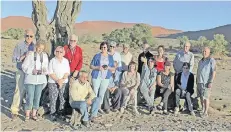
[197,83,211,100]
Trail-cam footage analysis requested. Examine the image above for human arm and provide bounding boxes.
[74,47,83,76]
[208,59,216,88]
[189,53,194,72]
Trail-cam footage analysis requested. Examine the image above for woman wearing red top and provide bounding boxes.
[154,45,168,72]
[63,34,83,79]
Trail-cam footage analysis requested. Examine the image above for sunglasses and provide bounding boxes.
[56,51,63,53]
[26,35,33,38]
[70,40,76,42]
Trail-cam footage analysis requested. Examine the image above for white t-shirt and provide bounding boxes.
[111,52,122,67]
[48,57,70,83]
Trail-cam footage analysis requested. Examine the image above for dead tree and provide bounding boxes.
[32,0,82,56]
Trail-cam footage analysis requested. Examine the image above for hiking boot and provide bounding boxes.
[104,109,110,114]
[82,121,90,127]
[149,106,155,114]
[174,107,179,115]
[190,111,196,116]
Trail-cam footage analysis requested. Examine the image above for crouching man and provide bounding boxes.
[69,70,100,127]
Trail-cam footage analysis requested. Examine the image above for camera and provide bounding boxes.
[33,70,42,75]
[102,65,108,69]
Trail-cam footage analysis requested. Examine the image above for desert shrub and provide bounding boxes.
[2,28,24,40]
[102,24,155,48]
[79,34,102,44]
[209,34,229,56]
[177,36,189,48]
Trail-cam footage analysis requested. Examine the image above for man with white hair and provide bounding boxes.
[173,41,194,74]
[11,29,36,120]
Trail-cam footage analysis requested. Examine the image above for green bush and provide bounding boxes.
[102,24,155,48]
[79,34,102,44]
[177,36,189,48]
[209,34,229,56]
[2,28,24,40]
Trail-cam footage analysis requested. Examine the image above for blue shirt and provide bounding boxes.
[12,41,35,70]
[90,53,115,79]
[197,57,216,84]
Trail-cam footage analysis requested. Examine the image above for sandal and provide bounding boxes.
[25,116,30,122]
[32,116,38,121]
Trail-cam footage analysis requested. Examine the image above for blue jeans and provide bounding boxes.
[70,97,100,121]
[25,84,43,110]
[92,78,110,105]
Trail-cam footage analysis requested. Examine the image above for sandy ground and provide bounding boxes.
[1,39,231,131]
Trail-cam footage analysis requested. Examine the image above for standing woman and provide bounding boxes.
[156,61,174,115]
[120,61,141,115]
[154,45,168,72]
[48,46,70,121]
[22,40,49,121]
[90,42,115,113]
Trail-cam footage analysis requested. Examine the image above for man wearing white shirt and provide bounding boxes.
[48,46,70,121]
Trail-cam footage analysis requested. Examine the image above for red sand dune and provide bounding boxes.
[1,16,182,37]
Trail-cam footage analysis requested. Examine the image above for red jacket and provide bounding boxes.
[64,45,83,72]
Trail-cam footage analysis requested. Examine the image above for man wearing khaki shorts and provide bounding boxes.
[196,47,216,117]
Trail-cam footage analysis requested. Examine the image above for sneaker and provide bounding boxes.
[174,107,179,115]
[163,110,168,115]
[157,102,163,110]
[190,111,196,116]
[104,109,110,114]
[82,121,90,127]
[120,107,125,114]
[200,112,208,118]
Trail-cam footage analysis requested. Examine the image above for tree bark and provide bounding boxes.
[32,0,82,56]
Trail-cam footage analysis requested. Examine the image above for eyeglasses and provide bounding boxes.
[56,51,63,53]
[101,47,107,49]
[26,35,33,38]
[70,40,76,42]
[183,67,189,69]
[110,46,115,48]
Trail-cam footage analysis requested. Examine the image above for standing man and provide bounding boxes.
[64,34,83,79]
[138,43,153,75]
[173,41,194,75]
[120,43,133,72]
[11,29,35,119]
[63,34,83,115]
[197,47,216,117]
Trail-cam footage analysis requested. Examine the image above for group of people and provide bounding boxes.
[10,29,216,127]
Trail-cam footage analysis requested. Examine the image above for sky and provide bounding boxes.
[1,1,231,31]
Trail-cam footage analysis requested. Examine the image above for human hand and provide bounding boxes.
[208,83,212,88]
[72,71,79,78]
[32,69,38,75]
[86,99,92,105]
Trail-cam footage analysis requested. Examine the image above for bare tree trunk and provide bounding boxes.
[32,0,82,56]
